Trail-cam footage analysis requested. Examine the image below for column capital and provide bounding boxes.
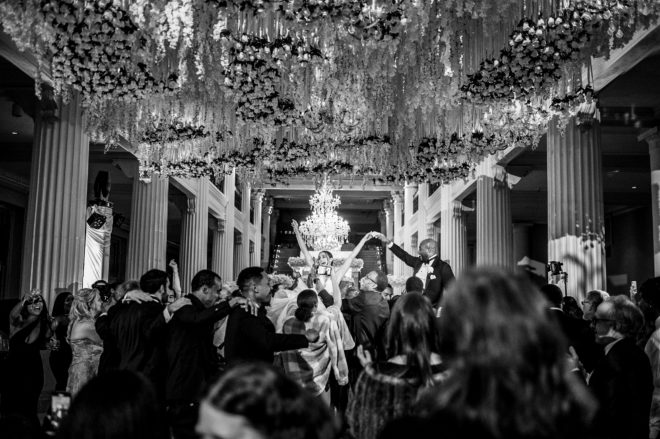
[383,199,393,215]
[186,197,196,214]
[391,191,403,205]
[638,127,660,147]
[210,217,226,233]
[251,188,266,204]
[451,200,474,218]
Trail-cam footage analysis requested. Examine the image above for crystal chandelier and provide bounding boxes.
[299,179,351,251]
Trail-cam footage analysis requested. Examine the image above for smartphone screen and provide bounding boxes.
[51,392,71,413]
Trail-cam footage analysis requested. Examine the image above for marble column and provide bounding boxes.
[404,183,417,232]
[639,127,660,276]
[210,217,226,279]
[417,184,430,240]
[476,167,514,269]
[21,93,90,304]
[261,196,274,269]
[223,171,236,281]
[179,178,210,288]
[391,191,404,277]
[126,175,169,281]
[384,200,394,273]
[241,183,251,269]
[548,116,606,299]
[251,189,264,267]
[233,232,245,278]
[441,200,471,277]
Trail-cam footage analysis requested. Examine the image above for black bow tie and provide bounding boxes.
[421,257,433,264]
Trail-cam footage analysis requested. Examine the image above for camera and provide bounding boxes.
[317,266,332,276]
[546,261,564,276]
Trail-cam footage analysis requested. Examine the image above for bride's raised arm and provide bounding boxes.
[291,219,315,269]
[335,232,375,281]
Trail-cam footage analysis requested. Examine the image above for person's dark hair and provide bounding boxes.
[386,293,440,384]
[139,269,168,294]
[295,289,318,323]
[206,363,336,439]
[540,284,563,308]
[19,295,51,344]
[586,290,606,309]
[57,370,167,439]
[373,270,389,292]
[405,276,424,293]
[52,292,72,317]
[419,267,595,438]
[561,296,583,320]
[237,267,266,292]
[191,270,220,292]
[602,295,645,340]
[640,277,660,312]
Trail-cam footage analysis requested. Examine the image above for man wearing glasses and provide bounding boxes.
[375,233,454,311]
[588,295,652,439]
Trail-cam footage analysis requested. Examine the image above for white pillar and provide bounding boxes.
[639,127,660,276]
[21,93,90,304]
[180,178,210,289]
[126,175,169,281]
[548,116,606,299]
[241,183,251,269]
[384,200,394,273]
[261,196,273,268]
[441,199,471,277]
[223,171,236,281]
[210,217,226,278]
[251,189,264,267]
[476,168,514,269]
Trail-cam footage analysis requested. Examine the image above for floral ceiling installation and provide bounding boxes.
[0,0,659,184]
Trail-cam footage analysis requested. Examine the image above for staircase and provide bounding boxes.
[269,244,299,275]
[357,244,385,275]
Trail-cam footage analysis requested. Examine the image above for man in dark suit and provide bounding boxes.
[95,269,189,398]
[165,269,255,439]
[589,295,653,439]
[376,234,454,310]
[224,266,314,366]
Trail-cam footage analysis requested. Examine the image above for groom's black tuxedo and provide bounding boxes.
[389,243,455,308]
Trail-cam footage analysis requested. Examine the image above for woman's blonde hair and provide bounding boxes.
[68,288,101,339]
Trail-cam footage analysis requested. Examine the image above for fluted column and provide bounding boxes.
[391,191,405,277]
[180,178,210,288]
[548,117,606,299]
[210,217,226,278]
[261,197,274,268]
[126,175,169,280]
[233,232,246,277]
[639,127,660,276]
[417,184,430,239]
[476,168,514,269]
[241,183,251,269]
[223,171,236,281]
[21,93,90,304]
[384,200,394,273]
[251,189,264,267]
[441,199,471,277]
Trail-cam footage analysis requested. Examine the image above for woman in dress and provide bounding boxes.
[0,290,52,427]
[49,291,74,391]
[67,287,104,396]
[347,293,447,439]
[291,220,375,295]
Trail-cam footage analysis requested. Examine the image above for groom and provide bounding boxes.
[376,234,454,310]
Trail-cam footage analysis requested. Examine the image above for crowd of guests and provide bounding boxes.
[2,246,660,439]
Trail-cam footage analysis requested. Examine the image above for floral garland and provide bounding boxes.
[38,0,177,105]
[219,30,323,124]
[461,1,652,103]
[141,121,211,143]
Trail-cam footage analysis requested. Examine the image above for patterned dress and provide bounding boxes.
[67,337,103,396]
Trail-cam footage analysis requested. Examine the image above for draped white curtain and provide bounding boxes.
[83,205,113,287]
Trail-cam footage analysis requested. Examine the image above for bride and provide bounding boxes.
[291,220,376,294]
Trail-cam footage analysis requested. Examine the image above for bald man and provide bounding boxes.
[376,234,454,310]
